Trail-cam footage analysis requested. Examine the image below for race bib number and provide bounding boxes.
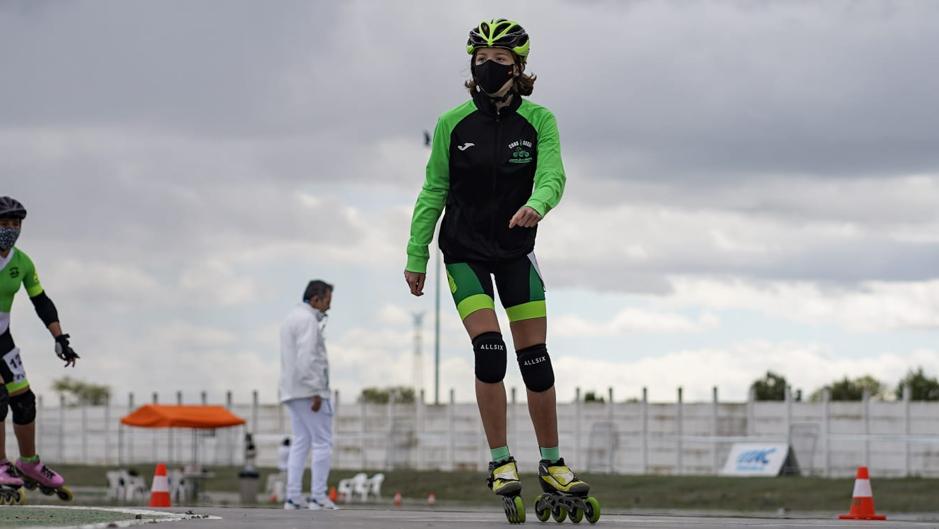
[2,348,27,385]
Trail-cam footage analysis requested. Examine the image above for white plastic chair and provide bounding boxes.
[337,473,367,503]
[366,473,384,501]
[168,469,191,504]
[125,473,148,502]
[105,470,126,502]
[265,471,286,503]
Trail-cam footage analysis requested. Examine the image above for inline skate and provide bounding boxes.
[487,457,525,524]
[14,457,72,501]
[0,460,25,505]
[533,458,600,524]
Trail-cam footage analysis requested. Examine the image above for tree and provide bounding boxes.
[810,375,886,401]
[358,386,416,404]
[52,377,111,406]
[896,367,939,401]
[750,371,787,401]
[583,391,605,403]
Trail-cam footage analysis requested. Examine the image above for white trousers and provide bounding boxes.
[285,397,333,501]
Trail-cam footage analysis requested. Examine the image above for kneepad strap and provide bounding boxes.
[473,332,507,384]
[517,343,554,392]
[10,389,36,425]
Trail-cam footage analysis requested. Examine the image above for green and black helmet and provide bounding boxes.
[0,196,26,220]
[466,19,530,60]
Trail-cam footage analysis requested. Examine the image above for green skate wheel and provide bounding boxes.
[503,495,525,524]
[551,504,566,523]
[584,497,600,524]
[569,505,584,524]
[535,494,551,522]
[55,486,73,502]
[513,495,525,523]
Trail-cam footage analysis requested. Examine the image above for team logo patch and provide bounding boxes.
[507,139,532,164]
[8,267,18,279]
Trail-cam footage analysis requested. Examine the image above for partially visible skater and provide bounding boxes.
[0,197,80,505]
[404,19,600,524]
[279,280,338,511]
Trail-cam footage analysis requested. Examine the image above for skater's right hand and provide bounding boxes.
[311,395,322,412]
[404,270,426,297]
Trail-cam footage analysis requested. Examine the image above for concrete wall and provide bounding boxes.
[18,388,939,477]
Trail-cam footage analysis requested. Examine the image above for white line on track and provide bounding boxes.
[15,505,221,529]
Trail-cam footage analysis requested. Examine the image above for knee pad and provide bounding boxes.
[517,343,554,392]
[0,385,8,422]
[473,332,507,384]
[10,389,36,425]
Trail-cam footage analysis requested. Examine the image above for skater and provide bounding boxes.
[404,19,599,524]
[279,280,338,511]
[0,197,80,504]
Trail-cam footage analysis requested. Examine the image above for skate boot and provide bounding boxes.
[14,457,73,501]
[533,458,600,524]
[0,460,25,505]
[487,457,524,524]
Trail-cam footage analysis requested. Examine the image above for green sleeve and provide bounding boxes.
[525,111,566,217]
[406,118,451,274]
[22,252,44,298]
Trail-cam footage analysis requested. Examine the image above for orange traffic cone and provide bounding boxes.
[838,466,886,520]
[148,463,171,507]
[427,492,437,506]
[328,486,338,503]
[393,491,402,507]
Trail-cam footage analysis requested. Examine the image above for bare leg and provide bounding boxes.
[463,309,507,449]
[13,423,35,458]
[509,317,558,449]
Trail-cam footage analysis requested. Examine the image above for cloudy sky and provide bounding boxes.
[3,0,939,406]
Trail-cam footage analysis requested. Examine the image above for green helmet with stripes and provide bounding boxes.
[466,18,530,60]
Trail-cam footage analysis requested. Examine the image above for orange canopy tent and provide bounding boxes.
[121,405,246,429]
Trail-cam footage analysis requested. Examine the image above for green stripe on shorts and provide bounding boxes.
[457,293,495,320]
[506,300,546,322]
[5,379,29,394]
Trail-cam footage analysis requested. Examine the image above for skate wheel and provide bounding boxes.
[15,488,26,505]
[56,486,74,502]
[534,494,551,522]
[569,506,584,524]
[502,495,525,524]
[584,497,601,524]
[551,504,566,523]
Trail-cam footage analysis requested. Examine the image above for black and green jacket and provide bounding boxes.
[406,91,566,273]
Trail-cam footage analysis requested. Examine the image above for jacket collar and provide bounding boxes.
[299,302,327,322]
[472,88,522,117]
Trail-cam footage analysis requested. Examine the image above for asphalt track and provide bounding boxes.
[151,507,939,529]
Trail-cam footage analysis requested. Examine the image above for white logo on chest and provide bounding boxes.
[457,142,475,151]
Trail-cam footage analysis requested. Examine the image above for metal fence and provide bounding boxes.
[18,386,939,478]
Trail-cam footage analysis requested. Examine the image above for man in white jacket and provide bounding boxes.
[279,280,337,510]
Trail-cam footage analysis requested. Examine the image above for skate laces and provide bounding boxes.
[39,464,56,480]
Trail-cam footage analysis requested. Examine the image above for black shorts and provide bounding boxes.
[445,253,546,322]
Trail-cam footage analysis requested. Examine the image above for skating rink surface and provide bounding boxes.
[152,507,939,529]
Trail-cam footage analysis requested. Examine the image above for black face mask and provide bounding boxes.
[473,59,515,95]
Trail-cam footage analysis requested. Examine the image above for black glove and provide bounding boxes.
[54,334,80,366]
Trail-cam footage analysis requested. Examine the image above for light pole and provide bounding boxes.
[424,129,442,406]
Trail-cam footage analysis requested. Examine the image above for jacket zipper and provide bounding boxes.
[490,109,502,244]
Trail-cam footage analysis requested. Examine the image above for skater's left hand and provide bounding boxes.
[508,206,542,229]
[54,334,80,368]
[311,395,322,412]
